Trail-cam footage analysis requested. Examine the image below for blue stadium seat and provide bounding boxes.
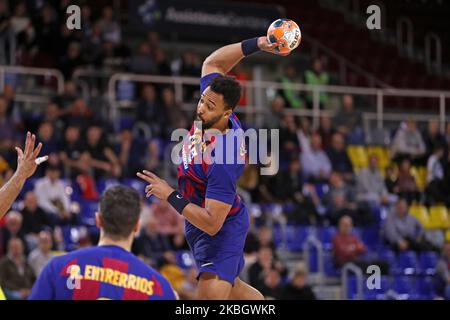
[286,226,315,252]
[78,200,99,226]
[377,247,397,272]
[62,178,82,201]
[346,275,358,299]
[273,225,283,248]
[314,183,329,200]
[418,251,438,275]
[361,226,381,250]
[396,251,418,275]
[393,276,417,299]
[96,178,120,194]
[319,226,336,250]
[364,276,390,300]
[416,276,435,300]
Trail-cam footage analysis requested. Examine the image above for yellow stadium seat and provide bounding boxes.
[409,205,431,229]
[366,146,390,170]
[411,167,427,191]
[347,145,368,169]
[428,206,450,229]
[446,230,450,242]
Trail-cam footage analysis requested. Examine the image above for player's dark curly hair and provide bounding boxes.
[99,185,141,240]
[209,75,242,110]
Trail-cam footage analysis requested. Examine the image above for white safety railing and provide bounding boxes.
[107,73,450,134]
[302,234,325,286]
[341,262,364,300]
[0,65,64,109]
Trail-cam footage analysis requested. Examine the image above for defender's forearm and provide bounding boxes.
[0,171,27,218]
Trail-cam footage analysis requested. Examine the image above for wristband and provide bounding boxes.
[241,37,260,56]
[167,190,190,215]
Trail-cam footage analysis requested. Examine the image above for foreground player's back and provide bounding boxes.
[29,245,176,300]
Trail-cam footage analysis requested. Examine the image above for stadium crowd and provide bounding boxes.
[0,1,449,300]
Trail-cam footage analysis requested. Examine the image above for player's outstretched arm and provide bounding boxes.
[137,170,230,236]
[201,36,282,77]
[0,132,47,219]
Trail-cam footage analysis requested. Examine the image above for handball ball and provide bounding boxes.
[267,18,301,54]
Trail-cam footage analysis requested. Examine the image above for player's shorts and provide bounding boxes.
[185,207,249,285]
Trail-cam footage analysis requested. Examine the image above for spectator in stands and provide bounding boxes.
[54,80,78,110]
[238,163,259,204]
[391,119,426,164]
[383,198,436,252]
[0,1,11,65]
[27,230,53,277]
[326,132,354,181]
[324,172,371,226]
[280,264,316,300]
[280,114,300,165]
[81,21,103,65]
[300,134,331,183]
[0,211,28,256]
[83,123,122,179]
[332,94,363,141]
[279,65,303,108]
[118,128,150,177]
[423,119,447,157]
[259,268,283,300]
[384,165,397,194]
[59,41,84,79]
[248,246,286,292]
[0,95,17,162]
[159,251,185,294]
[97,6,121,44]
[135,84,166,138]
[304,57,330,109]
[356,154,394,207]
[34,4,59,67]
[445,122,450,146]
[36,121,59,174]
[264,96,285,130]
[257,226,276,252]
[59,125,89,178]
[20,192,52,246]
[67,98,93,127]
[426,144,448,206]
[393,158,420,204]
[0,237,35,300]
[44,102,65,142]
[316,114,334,150]
[132,215,172,268]
[10,2,34,53]
[149,200,184,242]
[154,48,172,76]
[34,165,71,223]
[297,117,312,152]
[161,87,188,132]
[434,241,450,300]
[129,41,157,75]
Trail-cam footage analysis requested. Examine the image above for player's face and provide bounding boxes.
[196,87,231,130]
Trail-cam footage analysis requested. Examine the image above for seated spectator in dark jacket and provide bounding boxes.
[20,192,53,247]
[280,264,316,300]
[0,211,29,256]
[383,199,437,252]
[132,215,172,268]
[324,172,372,226]
[423,119,447,157]
[258,268,283,300]
[434,242,450,299]
[326,132,354,181]
[248,246,287,290]
[332,94,362,139]
[393,159,420,204]
[0,238,35,300]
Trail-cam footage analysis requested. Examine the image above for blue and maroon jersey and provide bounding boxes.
[28,245,176,300]
[178,72,247,234]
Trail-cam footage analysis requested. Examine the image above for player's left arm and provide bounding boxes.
[201,36,282,77]
[137,170,231,236]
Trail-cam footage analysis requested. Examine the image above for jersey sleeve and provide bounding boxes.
[205,162,237,205]
[28,260,56,300]
[200,72,222,94]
